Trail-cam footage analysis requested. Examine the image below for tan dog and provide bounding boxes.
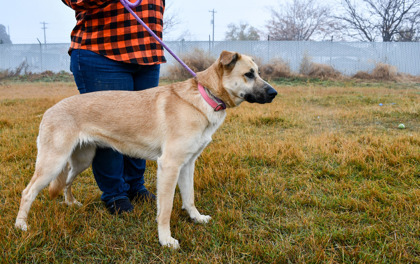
[15,51,277,249]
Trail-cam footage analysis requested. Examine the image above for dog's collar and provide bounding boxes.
[198,83,226,111]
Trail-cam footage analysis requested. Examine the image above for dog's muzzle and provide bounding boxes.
[244,85,278,104]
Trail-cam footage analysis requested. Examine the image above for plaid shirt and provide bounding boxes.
[62,0,166,65]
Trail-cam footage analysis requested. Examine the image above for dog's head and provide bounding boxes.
[197,51,277,107]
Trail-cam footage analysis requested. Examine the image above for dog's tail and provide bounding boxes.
[48,164,68,199]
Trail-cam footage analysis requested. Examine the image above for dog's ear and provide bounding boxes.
[219,51,240,69]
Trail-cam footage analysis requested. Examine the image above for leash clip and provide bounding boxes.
[213,102,225,111]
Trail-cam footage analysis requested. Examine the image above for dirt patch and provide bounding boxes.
[0,82,78,100]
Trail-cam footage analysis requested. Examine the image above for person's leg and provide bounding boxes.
[124,64,160,200]
[133,64,161,91]
[70,49,136,210]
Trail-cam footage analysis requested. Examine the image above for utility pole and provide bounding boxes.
[209,9,216,42]
[40,21,48,44]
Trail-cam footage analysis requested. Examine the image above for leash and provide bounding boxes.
[120,0,196,78]
[120,0,226,111]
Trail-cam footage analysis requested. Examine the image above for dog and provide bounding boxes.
[15,51,277,249]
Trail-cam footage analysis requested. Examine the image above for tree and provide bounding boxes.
[0,25,12,44]
[395,21,420,41]
[265,0,336,41]
[224,22,260,40]
[338,0,420,42]
[395,9,420,41]
[162,2,181,39]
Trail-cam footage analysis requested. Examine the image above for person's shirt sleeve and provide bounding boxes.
[61,0,111,11]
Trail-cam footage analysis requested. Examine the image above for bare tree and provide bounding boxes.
[395,13,420,41]
[265,0,337,41]
[338,0,420,42]
[162,2,181,39]
[225,22,260,40]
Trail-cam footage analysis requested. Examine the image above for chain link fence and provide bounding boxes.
[1,41,419,76]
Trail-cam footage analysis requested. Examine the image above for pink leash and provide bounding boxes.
[120,0,226,111]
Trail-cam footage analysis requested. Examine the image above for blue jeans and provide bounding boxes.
[70,49,160,204]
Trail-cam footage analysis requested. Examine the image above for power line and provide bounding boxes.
[40,21,48,44]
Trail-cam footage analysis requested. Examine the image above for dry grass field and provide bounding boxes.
[0,80,419,263]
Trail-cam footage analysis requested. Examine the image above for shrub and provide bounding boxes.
[352,63,398,81]
[299,52,312,76]
[259,58,292,80]
[0,69,74,82]
[0,61,29,81]
[352,71,373,80]
[299,53,341,79]
[166,48,216,80]
[307,63,341,79]
[371,63,398,81]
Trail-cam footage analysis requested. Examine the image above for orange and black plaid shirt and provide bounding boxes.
[62,0,166,65]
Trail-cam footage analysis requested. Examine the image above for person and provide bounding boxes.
[62,0,166,214]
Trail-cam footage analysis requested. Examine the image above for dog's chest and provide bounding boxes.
[203,111,226,140]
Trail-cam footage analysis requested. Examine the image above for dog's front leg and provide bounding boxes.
[178,159,211,224]
[156,155,182,249]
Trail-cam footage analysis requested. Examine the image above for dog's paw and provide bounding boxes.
[160,236,180,249]
[61,200,83,207]
[193,214,211,224]
[15,219,28,231]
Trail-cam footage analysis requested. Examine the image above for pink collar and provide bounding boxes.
[197,83,226,111]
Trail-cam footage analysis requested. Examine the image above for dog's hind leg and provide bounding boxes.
[15,151,71,231]
[49,164,70,199]
[63,144,96,206]
[15,123,79,231]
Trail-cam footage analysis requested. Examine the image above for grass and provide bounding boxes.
[0,80,419,263]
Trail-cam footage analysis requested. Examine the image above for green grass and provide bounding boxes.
[271,77,420,89]
[0,81,419,263]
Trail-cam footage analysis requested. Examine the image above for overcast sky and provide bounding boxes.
[0,0,339,44]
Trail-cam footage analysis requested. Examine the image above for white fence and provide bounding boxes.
[0,41,419,76]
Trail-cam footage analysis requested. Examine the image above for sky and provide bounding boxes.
[0,0,335,44]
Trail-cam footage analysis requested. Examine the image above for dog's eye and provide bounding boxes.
[244,72,255,79]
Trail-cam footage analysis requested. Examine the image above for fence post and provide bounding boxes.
[37,38,43,72]
[208,35,211,54]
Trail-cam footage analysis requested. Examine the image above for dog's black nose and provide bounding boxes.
[267,87,277,99]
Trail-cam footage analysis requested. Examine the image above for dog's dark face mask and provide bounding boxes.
[242,70,277,104]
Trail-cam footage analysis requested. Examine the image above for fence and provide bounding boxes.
[0,41,419,76]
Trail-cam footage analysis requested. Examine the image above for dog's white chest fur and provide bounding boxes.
[202,109,227,145]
